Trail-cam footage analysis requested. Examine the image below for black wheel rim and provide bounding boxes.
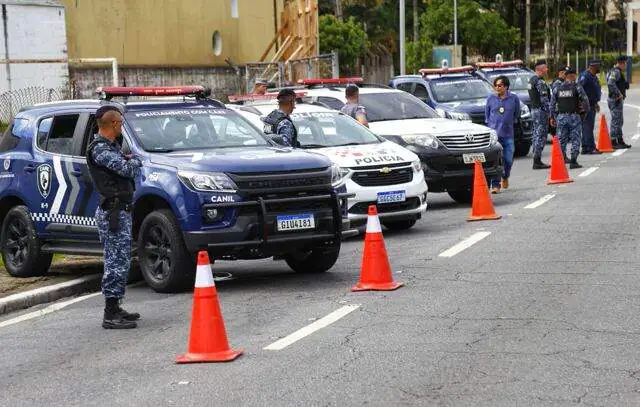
[142,224,173,282]
[4,218,29,268]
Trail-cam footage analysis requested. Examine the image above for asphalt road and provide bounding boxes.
[3,90,640,407]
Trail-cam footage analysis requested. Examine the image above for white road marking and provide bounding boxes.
[524,194,556,209]
[625,103,640,110]
[438,232,492,258]
[0,292,101,329]
[578,167,599,177]
[633,134,640,141]
[612,149,628,157]
[264,304,360,350]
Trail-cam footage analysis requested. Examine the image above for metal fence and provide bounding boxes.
[245,52,338,92]
[0,86,70,124]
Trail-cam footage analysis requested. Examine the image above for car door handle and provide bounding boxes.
[71,170,83,177]
[24,165,35,173]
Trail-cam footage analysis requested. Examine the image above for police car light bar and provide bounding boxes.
[418,65,475,76]
[297,77,363,85]
[475,60,524,69]
[227,91,308,103]
[97,86,210,99]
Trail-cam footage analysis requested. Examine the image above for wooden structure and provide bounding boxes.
[259,0,319,64]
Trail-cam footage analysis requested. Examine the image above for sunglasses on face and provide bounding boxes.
[494,83,505,88]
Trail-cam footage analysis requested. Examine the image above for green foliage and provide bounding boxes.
[0,122,7,134]
[319,15,368,73]
[564,11,598,51]
[406,37,434,73]
[421,0,520,60]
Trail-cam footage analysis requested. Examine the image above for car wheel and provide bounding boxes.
[514,142,531,157]
[285,242,341,274]
[138,209,195,293]
[447,189,472,204]
[1,205,53,277]
[382,219,417,231]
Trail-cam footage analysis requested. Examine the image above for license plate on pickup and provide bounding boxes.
[377,190,406,204]
[276,214,315,232]
[462,152,486,164]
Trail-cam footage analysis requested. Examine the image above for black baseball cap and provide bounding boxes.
[534,59,547,67]
[557,65,569,72]
[588,59,602,66]
[95,105,122,119]
[564,67,576,75]
[617,55,628,62]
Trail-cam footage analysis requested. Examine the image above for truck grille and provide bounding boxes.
[437,132,491,150]
[229,168,332,193]
[351,166,413,187]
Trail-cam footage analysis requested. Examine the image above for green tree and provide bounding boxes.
[319,15,368,74]
[406,37,434,73]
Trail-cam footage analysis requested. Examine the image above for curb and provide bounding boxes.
[0,274,101,316]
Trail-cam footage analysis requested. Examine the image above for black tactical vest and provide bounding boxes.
[556,82,580,114]
[615,68,628,98]
[86,137,134,204]
[528,75,549,109]
[274,115,299,147]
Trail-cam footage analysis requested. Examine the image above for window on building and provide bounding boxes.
[231,0,239,18]
[212,31,223,56]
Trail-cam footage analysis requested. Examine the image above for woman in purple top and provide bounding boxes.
[485,75,521,193]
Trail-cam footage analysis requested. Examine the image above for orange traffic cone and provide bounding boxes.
[596,113,614,153]
[351,205,403,292]
[467,161,501,221]
[546,136,573,185]
[176,251,243,364]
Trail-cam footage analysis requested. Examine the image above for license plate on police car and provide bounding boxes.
[377,190,406,204]
[462,153,486,164]
[276,214,315,232]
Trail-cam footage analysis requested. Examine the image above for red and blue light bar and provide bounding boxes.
[96,86,210,99]
[475,60,524,69]
[297,77,363,86]
[419,65,475,76]
[227,90,308,103]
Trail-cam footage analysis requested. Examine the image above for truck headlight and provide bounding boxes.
[178,171,237,193]
[411,160,422,173]
[489,129,499,145]
[331,165,350,187]
[448,111,471,121]
[402,134,439,149]
[520,104,531,118]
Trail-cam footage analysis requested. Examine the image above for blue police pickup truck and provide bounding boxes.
[0,86,354,292]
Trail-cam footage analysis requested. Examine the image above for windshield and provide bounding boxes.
[125,108,269,152]
[484,70,534,91]
[430,78,493,103]
[290,111,380,148]
[359,92,440,122]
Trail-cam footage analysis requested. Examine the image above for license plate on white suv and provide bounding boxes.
[276,214,315,232]
[377,190,406,204]
[462,153,486,164]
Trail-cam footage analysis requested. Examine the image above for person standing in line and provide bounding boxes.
[340,84,369,128]
[86,106,142,329]
[578,60,603,155]
[607,56,632,149]
[485,75,521,194]
[528,59,552,170]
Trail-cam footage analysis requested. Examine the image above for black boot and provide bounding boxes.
[532,154,550,170]
[117,305,140,321]
[569,157,583,169]
[103,298,137,329]
[617,137,631,149]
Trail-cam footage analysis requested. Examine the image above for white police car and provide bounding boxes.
[228,99,428,230]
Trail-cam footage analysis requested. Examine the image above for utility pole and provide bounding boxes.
[335,0,343,22]
[400,0,406,75]
[453,0,458,66]
[413,0,419,42]
[525,0,531,62]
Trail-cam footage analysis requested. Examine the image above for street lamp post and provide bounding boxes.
[453,0,457,66]
[400,0,406,75]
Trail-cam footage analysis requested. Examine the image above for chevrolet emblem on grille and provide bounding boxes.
[379,167,392,174]
[465,134,475,142]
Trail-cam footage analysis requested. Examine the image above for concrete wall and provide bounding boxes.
[60,0,284,67]
[0,2,69,93]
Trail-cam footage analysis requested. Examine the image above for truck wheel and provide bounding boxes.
[285,242,341,274]
[382,219,417,231]
[0,205,52,277]
[138,209,195,293]
[448,189,472,204]
[514,142,531,157]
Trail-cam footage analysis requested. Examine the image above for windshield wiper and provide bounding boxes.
[146,148,174,153]
[334,142,364,147]
[300,144,330,148]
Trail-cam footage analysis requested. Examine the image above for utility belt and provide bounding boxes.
[100,197,132,232]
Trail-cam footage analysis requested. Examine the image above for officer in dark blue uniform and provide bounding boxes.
[550,68,590,169]
[263,89,299,147]
[578,60,603,154]
[86,106,142,329]
[528,59,551,169]
[549,65,568,139]
[607,56,631,149]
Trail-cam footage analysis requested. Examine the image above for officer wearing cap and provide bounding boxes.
[607,56,631,149]
[549,65,568,139]
[550,67,590,168]
[341,84,369,128]
[252,79,268,95]
[262,88,299,147]
[86,105,142,329]
[578,60,603,154]
[528,59,552,169]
